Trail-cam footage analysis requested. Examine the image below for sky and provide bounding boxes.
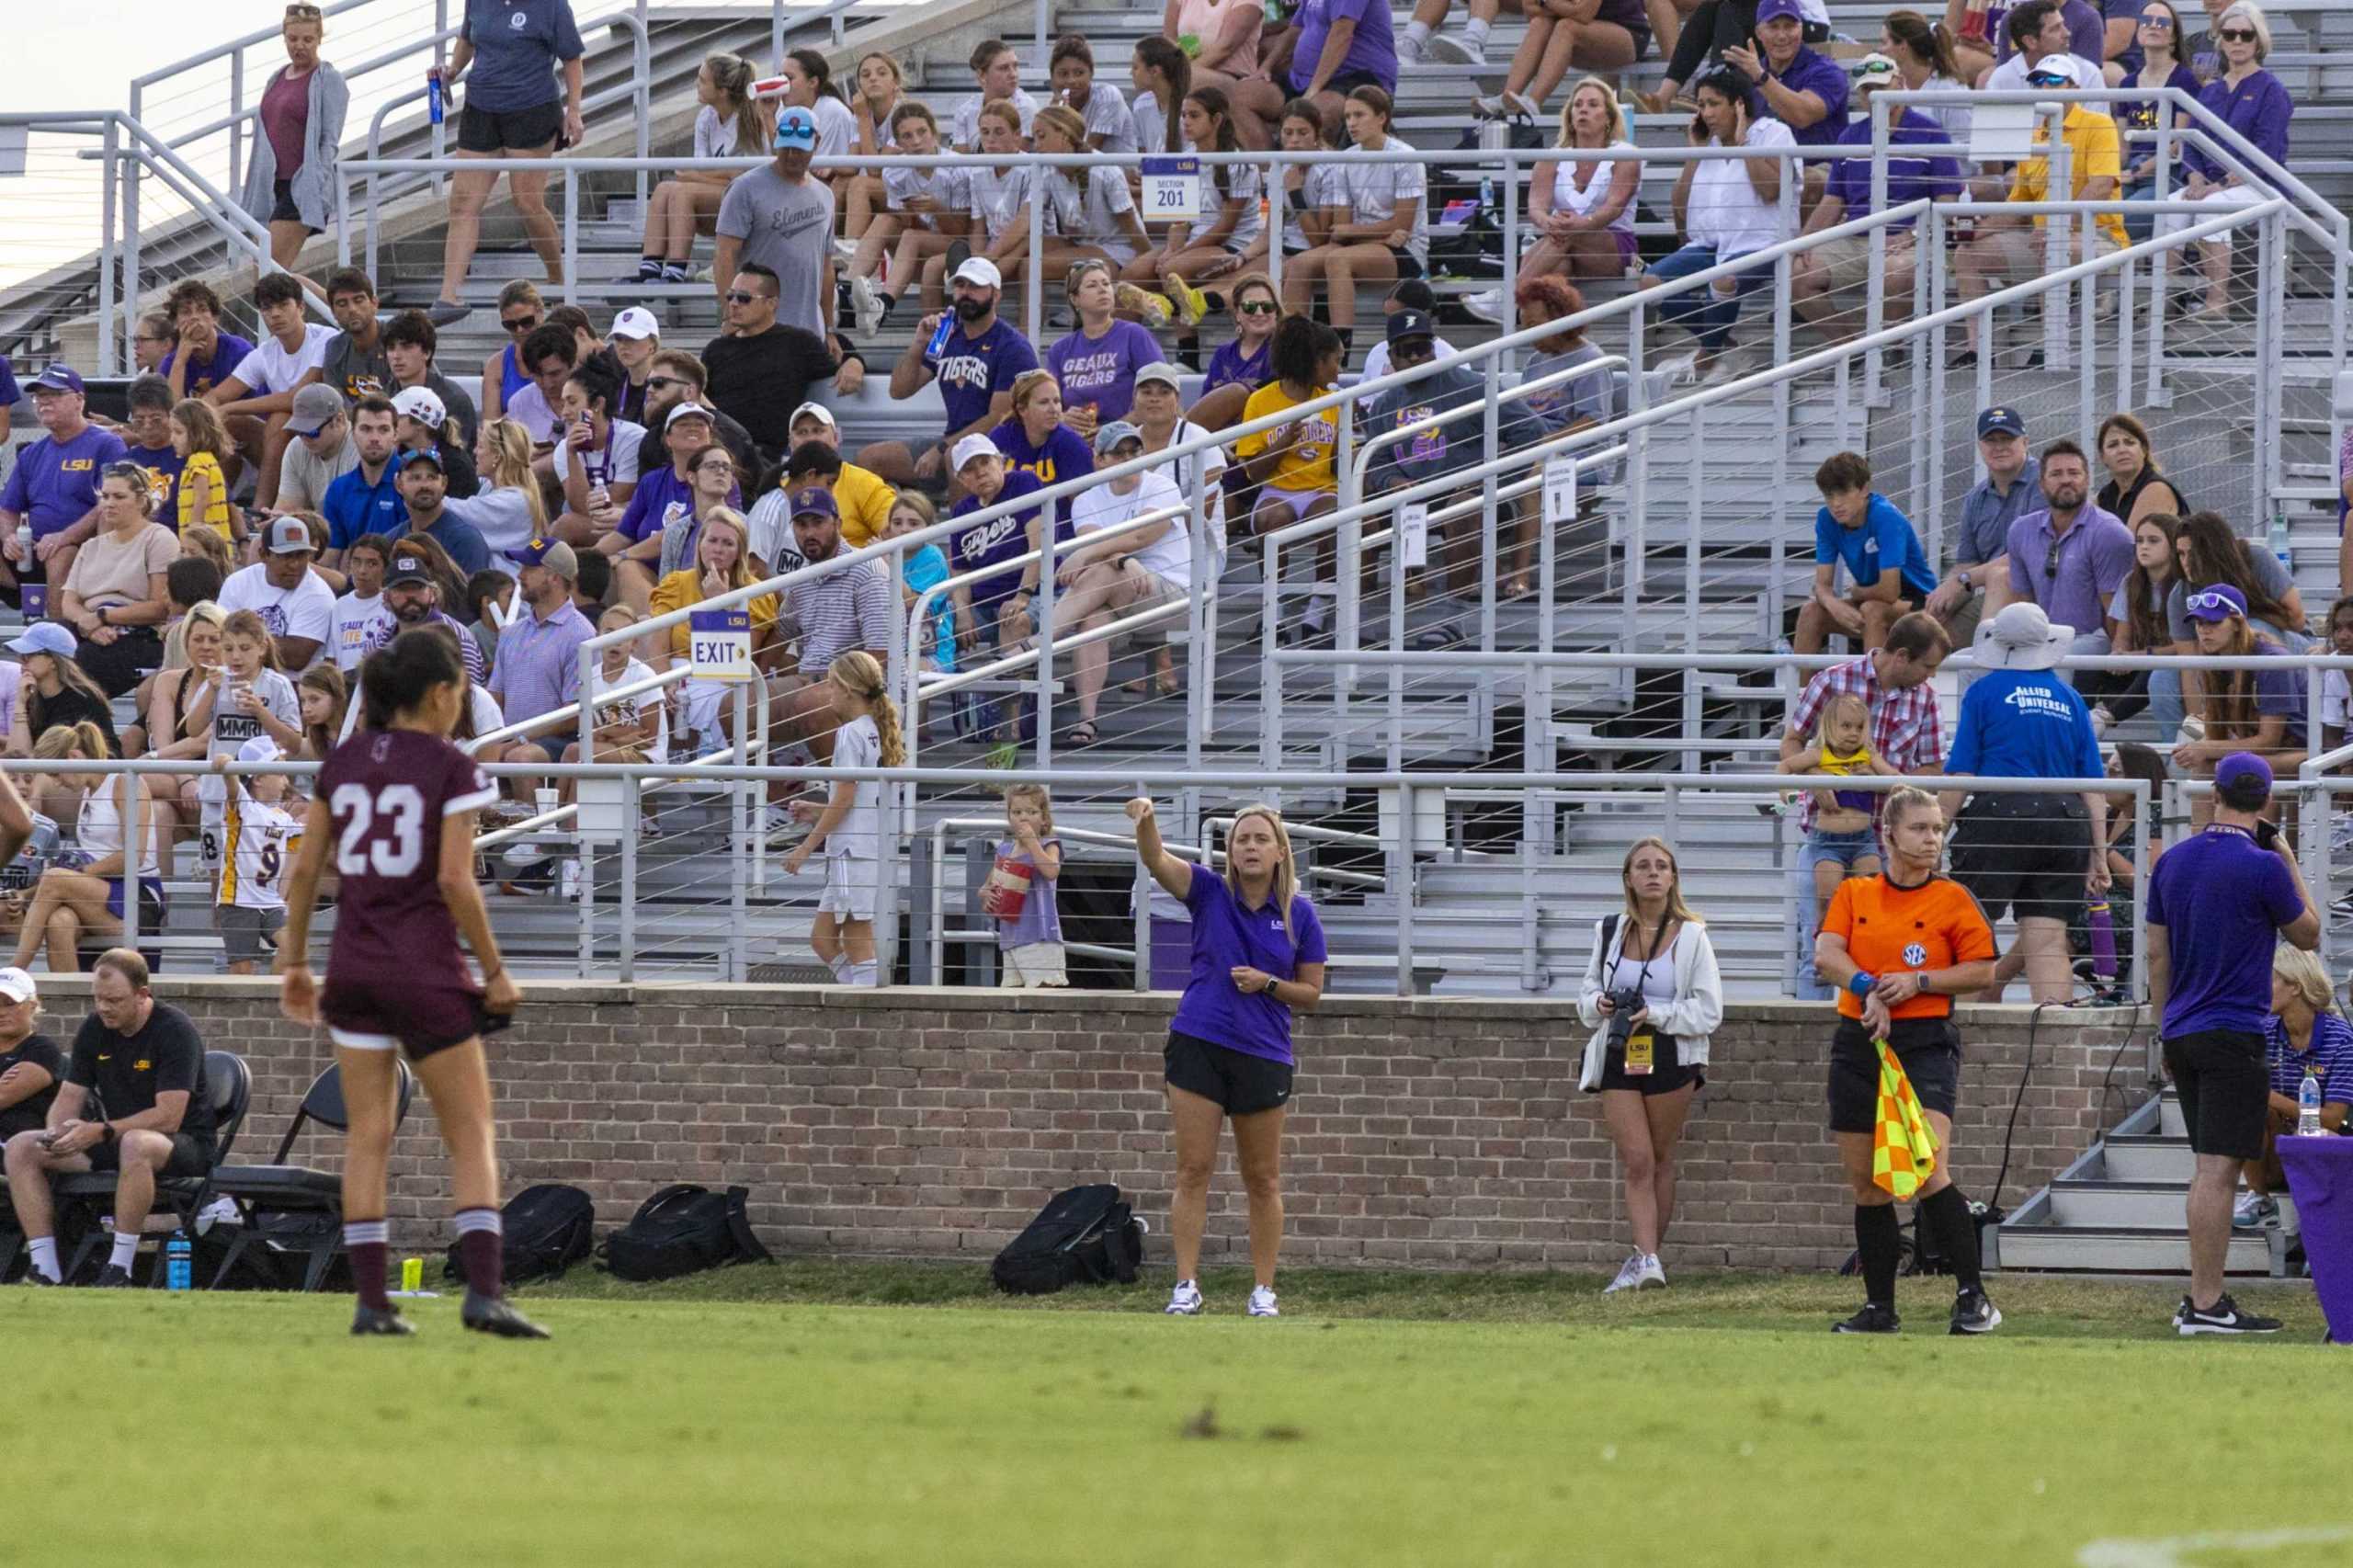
[17,2,324,116]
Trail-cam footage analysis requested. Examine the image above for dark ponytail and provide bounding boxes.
[360,627,464,732]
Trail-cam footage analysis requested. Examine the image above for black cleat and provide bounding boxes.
[18,1269,58,1287]
[461,1290,551,1339]
[1949,1288,2003,1335]
[1833,1302,1900,1335]
[2176,1293,2282,1336]
[92,1265,134,1289]
[351,1303,416,1336]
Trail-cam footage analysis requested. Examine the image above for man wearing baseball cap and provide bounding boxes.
[776,403,891,545]
[712,104,837,338]
[392,447,493,576]
[274,383,359,514]
[2146,749,2317,1334]
[485,536,597,800]
[859,254,1040,494]
[355,549,487,681]
[0,965,64,1145]
[1792,54,1963,343]
[1926,409,2037,645]
[0,365,127,603]
[1723,0,1852,154]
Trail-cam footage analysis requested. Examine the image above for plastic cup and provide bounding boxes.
[401,1256,423,1294]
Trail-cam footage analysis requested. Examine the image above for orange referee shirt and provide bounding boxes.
[1820,873,1998,1021]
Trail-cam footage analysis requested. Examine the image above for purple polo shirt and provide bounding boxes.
[2183,69,2293,180]
[0,425,128,539]
[1823,108,1963,222]
[1286,0,1398,93]
[2004,504,2135,633]
[487,598,594,722]
[1764,45,1850,146]
[1167,863,1328,1066]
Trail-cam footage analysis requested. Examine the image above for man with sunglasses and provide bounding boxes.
[272,383,359,515]
[701,265,847,465]
[641,348,757,477]
[2001,437,2133,701]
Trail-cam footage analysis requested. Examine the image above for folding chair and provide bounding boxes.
[207,1060,416,1292]
[56,1050,252,1285]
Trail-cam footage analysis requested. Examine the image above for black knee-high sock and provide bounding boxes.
[1855,1202,1902,1308]
[1918,1185,1983,1293]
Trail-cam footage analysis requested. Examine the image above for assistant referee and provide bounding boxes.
[1813,786,2002,1336]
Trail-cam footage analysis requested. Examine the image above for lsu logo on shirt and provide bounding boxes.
[59,459,94,472]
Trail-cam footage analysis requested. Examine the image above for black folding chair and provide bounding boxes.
[208,1060,416,1292]
[57,1050,252,1285]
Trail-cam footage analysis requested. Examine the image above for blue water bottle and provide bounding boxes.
[428,73,446,127]
[925,313,956,362]
[166,1231,192,1290]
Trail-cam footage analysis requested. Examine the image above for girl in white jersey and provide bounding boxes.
[783,652,904,987]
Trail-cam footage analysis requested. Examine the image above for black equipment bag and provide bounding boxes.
[991,1183,1145,1295]
[597,1184,772,1282]
[443,1182,597,1286]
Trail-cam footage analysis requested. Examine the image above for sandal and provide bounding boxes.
[1063,721,1100,747]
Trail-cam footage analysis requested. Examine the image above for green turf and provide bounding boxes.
[16,1267,2352,1567]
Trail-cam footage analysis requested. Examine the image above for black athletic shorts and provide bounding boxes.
[88,1131,210,1178]
[1165,1029,1294,1116]
[1389,247,1425,280]
[1827,1016,1961,1133]
[1596,1029,1704,1096]
[458,99,563,154]
[1949,790,2092,925]
[2163,1028,2268,1161]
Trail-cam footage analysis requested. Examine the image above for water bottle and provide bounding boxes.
[166,1231,192,1290]
[1478,176,1495,213]
[12,524,28,568]
[2086,898,2117,981]
[2300,1072,2323,1137]
[925,313,956,362]
[427,74,445,126]
[2270,506,2292,573]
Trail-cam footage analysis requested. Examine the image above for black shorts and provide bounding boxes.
[267,178,321,233]
[1165,1029,1294,1116]
[1827,1016,1961,1133]
[2163,1028,2268,1161]
[1295,67,1388,97]
[88,1131,210,1177]
[457,98,563,154]
[1390,247,1425,280]
[1596,1029,1704,1096]
[322,971,510,1062]
[1949,790,2091,925]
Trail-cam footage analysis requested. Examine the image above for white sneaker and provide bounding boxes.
[1604,1252,1647,1293]
[1638,1253,1666,1289]
[761,803,798,846]
[848,273,884,337]
[1165,1279,1203,1315]
[2089,703,2114,738]
[1461,287,1504,324]
[195,1197,242,1234]
[1397,30,1427,62]
[1246,1284,1279,1316]
[1427,30,1485,65]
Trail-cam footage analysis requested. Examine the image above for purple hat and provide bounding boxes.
[1756,0,1806,24]
[2215,751,2273,808]
[2184,583,2248,621]
[28,365,84,395]
[790,485,839,520]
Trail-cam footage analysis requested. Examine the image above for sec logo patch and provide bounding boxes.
[1902,943,1927,968]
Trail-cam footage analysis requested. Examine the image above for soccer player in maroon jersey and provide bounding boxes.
[278,628,548,1339]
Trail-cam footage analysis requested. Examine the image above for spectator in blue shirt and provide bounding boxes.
[319,396,406,564]
[1791,56,1961,341]
[2243,943,2353,1224]
[1722,0,1849,206]
[1942,600,2108,1003]
[1796,451,1937,653]
[2157,0,2291,322]
[428,0,586,323]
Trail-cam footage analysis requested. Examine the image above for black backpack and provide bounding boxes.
[991,1183,1146,1295]
[597,1185,772,1282]
[442,1183,596,1286]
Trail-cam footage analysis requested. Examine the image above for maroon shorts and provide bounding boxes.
[322,969,506,1061]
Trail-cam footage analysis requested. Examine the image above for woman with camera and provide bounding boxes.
[1574,836,1723,1293]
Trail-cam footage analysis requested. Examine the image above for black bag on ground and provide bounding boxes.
[442,1182,597,1286]
[991,1183,1146,1294]
[597,1184,772,1282]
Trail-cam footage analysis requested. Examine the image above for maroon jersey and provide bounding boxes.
[317,728,497,992]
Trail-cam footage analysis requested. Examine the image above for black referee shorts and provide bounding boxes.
[1827,1016,1962,1133]
[1949,790,2091,925]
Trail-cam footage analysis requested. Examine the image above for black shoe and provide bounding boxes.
[2177,1292,2282,1335]
[92,1265,134,1289]
[462,1290,551,1339]
[351,1303,416,1336]
[942,238,972,280]
[1949,1287,2003,1335]
[1832,1302,1900,1335]
[19,1269,58,1287]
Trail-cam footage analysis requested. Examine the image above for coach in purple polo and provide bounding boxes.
[2003,436,2133,687]
[1724,0,1851,142]
[486,536,596,788]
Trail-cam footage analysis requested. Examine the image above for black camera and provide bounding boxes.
[1605,986,1647,1048]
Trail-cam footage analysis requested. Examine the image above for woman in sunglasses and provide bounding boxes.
[2176,583,2308,817]
[237,3,348,280]
[476,281,545,427]
[2158,0,2292,323]
[2116,0,2199,243]
[2166,507,2305,730]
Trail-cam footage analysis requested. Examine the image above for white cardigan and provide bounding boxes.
[1573,916,1725,1092]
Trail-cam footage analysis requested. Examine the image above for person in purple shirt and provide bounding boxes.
[2118,1,2201,241]
[1724,0,1850,170]
[1195,275,1280,431]
[1234,0,1397,142]
[1128,794,1325,1320]
[2178,584,2310,768]
[0,353,18,416]
[859,256,1040,494]
[1045,260,1161,434]
[1792,56,1962,339]
[990,369,1096,491]
[0,367,128,603]
[2158,1,2291,321]
[2003,438,2135,682]
[945,435,1057,648]
[157,280,258,404]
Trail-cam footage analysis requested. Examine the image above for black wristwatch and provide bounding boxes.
[101,1121,117,1144]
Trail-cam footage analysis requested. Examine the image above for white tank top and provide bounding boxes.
[1551,141,1637,236]
[78,783,161,879]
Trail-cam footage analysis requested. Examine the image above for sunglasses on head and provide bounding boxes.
[284,2,322,16]
[2186,590,2242,614]
[2219,26,2256,40]
[502,314,542,335]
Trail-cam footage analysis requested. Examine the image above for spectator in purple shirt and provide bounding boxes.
[2117,0,2200,242]
[0,367,129,604]
[859,256,1040,495]
[158,280,259,407]
[1233,0,1398,144]
[2004,438,2136,685]
[1723,0,1850,205]
[1045,260,1162,439]
[1791,55,1961,340]
[2177,583,2310,786]
[2157,0,2291,322]
[1127,794,1325,1320]
[1190,275,1281,433]
[483,536,596,800]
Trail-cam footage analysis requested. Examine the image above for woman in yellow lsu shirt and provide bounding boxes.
[1233,316,1347,637]
[648,507,781,755]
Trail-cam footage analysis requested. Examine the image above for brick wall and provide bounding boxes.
[81,979,2154,1271]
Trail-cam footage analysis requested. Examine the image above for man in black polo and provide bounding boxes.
[2,949,214,1286]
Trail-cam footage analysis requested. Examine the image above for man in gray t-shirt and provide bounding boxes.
[276,385,361,514]
[713,108,837,340]
[1924,405,2040,647]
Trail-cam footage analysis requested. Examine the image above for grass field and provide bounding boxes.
[19,1263,2353,1567]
